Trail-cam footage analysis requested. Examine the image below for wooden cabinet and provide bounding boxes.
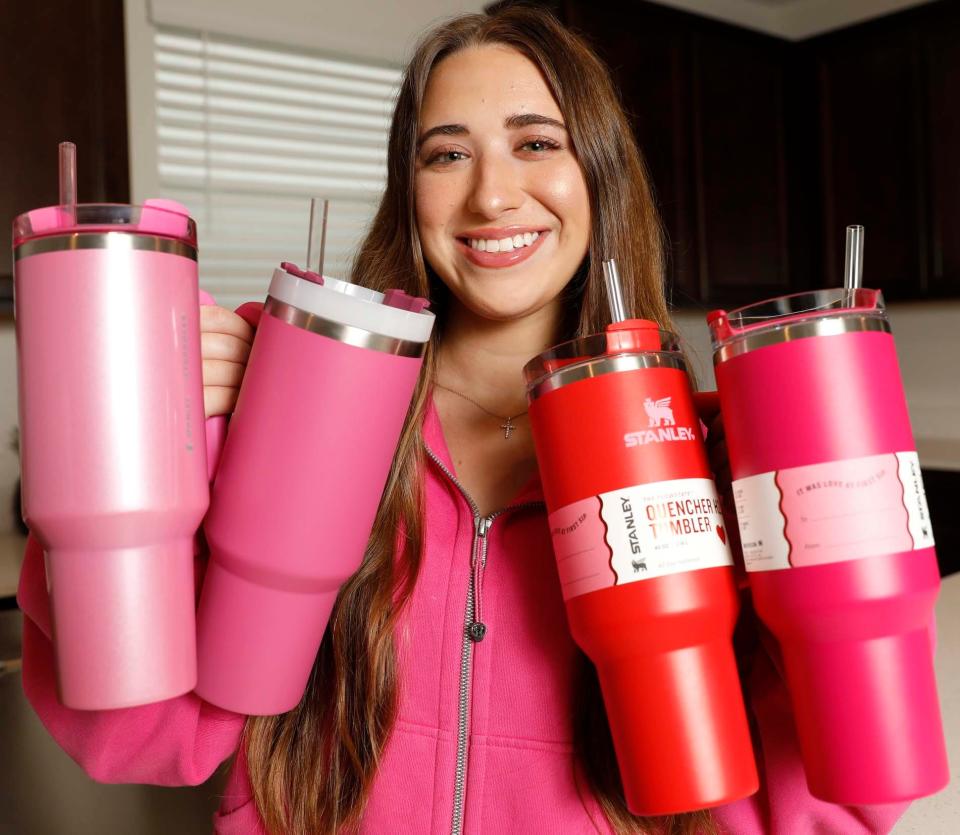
[924,11,960,297]
[563,0,960,307]
[563,2,698,304]
[566,1,806,308]
[0,0,129,310]
[814,23,928,299]
[690,31,792,306]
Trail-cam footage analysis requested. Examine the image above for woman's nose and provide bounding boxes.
[466,153,524,219]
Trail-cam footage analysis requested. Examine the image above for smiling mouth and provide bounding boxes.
[460,231,541,253]
[455,230,549,268]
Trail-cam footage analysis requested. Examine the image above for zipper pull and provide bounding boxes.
[469,515,493,642]
[471,516,492,567]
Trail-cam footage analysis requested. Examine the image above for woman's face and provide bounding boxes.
[414,44,591,323]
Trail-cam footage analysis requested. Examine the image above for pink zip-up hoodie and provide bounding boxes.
[17,394,910,834]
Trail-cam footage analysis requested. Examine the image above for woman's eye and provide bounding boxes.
[426,149,468,166]
[520,138,561,153]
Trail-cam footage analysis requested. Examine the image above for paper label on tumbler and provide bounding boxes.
[548,478,733,601]
[733,451,935,572]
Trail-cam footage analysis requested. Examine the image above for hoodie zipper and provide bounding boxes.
[423,444,544,835]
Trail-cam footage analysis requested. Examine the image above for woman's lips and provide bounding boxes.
[455,231,549,269]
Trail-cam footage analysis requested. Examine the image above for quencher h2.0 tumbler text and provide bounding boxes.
[523,311,758,815]
[708,288,948,804]
[195,260,435,716]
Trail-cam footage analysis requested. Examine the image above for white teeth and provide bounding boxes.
[465,231,543,253]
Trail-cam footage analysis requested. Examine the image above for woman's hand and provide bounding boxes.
[200,305,255,418]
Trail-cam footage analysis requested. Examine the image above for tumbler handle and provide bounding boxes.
[692,390,720,440]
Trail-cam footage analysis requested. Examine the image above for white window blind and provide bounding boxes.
[152,29,401,310]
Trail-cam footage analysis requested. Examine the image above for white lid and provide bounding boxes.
[267,269,435,344]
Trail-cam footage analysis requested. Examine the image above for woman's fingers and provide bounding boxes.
[200,304,255,344]
[202,359,246,389]
[201,331,252,365]
[204,385,240,419]
[198,306,254,419]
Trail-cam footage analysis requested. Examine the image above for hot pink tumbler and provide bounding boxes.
[14,200,207,710]
[708,288,949,803]
[195,263,434,715]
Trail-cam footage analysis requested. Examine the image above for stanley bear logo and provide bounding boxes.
[643,397,675,427]
[624,395,694,447]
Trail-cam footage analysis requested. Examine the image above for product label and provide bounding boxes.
[548,478,733,600]
[733,451,935,572]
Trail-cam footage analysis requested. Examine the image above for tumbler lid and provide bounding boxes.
[265,262,435,348]
[707,288,889,363]
[12,201,197,249]
[523,319,684,401]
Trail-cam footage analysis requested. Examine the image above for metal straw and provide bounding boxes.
[602,259,628,323]
[843,224,864,304]
[59,141,77,208]
[306,198,330,275]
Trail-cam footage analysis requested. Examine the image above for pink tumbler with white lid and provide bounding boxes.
[14,145,207,709]
[195,258,434,715]
[708,287,949,803]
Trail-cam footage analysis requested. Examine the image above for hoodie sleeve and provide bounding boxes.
[713,604,914,835]
[17,532,246,787]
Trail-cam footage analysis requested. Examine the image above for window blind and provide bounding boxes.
[152,29,401,310]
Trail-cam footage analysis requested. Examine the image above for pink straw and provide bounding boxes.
[59,141,77,207]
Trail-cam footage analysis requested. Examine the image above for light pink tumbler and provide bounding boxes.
[195,262,435,715]
[708,288,949,803]
[14,199,207,710]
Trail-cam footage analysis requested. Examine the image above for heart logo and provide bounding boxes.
[717,525,727,544]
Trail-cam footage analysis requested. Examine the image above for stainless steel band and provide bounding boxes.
[713,314,891,364]
[527,352,688,401]
[13,232,198,261]
[264,295,427,358]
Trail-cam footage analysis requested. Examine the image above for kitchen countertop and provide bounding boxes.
[894,570,959,832]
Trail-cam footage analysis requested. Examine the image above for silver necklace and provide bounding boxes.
[434,382,529,440]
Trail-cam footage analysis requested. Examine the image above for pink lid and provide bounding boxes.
[45,542,197,710]
[383,288,431,313]
[194,559,340,715]
[707,287,885,349]
[13,201,197,248]
[280,261,324,285]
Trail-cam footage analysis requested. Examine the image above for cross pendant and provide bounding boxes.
[501,417,515,439]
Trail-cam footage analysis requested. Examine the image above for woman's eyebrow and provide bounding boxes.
[417,113,567,149]
[417,124,467,149]
[504,113,567,131]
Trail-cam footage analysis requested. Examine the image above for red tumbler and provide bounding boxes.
[524,317,758,815]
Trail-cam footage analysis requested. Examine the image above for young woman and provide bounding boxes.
[19,8,910,835]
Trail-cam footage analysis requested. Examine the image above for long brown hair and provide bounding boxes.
[245,7,714,835]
